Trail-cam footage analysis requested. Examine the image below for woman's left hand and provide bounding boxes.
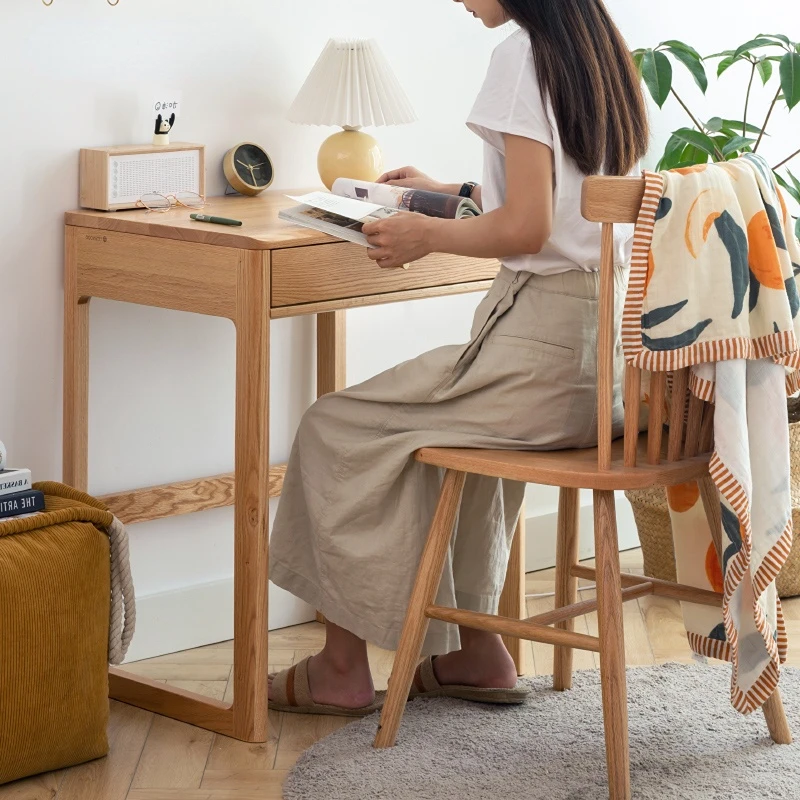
[362,213,435,269]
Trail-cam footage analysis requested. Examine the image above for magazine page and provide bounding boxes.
[332,178,481,219]
[278,203,396,249]
[286,191,393,222]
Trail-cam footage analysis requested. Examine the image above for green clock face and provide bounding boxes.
[233,143,273,188]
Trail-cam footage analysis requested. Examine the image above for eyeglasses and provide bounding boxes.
[136,191,206,213]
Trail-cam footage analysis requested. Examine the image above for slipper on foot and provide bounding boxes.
[269,656,385,717]
[409,656,530,705]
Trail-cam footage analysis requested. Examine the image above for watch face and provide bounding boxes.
[233,143,273,188]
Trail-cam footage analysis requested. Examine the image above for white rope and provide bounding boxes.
[107,515,136,664]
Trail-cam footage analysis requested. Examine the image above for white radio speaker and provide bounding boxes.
[79,142,206,211]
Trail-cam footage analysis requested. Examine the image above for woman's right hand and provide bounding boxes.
[376,166,453,194]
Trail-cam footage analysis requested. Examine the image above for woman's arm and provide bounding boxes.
[363,135,553,268]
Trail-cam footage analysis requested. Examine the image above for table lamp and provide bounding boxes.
[288,38,417,190]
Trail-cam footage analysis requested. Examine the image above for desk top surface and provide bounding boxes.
[66,191,339,251]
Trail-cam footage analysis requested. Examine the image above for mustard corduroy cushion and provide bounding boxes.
[0,482,114,785]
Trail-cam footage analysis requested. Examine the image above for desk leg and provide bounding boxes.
[499,507,527,675]
[63,227,90,491]
[314,310,347,625]
[231,250,271,742]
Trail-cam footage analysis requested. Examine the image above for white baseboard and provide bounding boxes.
[524,492,640,574]
[123,578,315,664]
[125,497,639,662]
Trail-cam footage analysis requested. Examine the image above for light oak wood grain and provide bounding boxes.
[271,242,498,307]
[415,435,710,491]
[374,470,467,749]
[0,771,64,799]
[598,223,616,470]
[130,717,214,791]
[593,490,631,800]
[231,250,271,743]
[98,467,286,526]
[109,670,233,737]
[270,279,495,318]
[80,143,205,212]
[498,511,527,675]
[553,487,580,690]
[74,229,239,319]
[581,176,646,223]
[63,226,90,490]
[54,702,153,800]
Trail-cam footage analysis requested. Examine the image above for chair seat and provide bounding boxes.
[415,433,710,491]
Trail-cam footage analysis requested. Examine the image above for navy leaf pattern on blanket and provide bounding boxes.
[656,197,673,222]
[642,300,689,330]
[749,269,761,313]
[714,211,749,319]
[765,201,788,251]
[721,503,743,574]
[642,319,713,350]
[786,278,800,319]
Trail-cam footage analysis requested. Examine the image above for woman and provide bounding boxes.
[269,0,649,714]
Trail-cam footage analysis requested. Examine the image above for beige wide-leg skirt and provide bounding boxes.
[270,266,626,654]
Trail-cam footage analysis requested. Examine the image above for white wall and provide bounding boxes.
[0,0,795,660]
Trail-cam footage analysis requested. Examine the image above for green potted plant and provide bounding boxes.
[631,34,799,236]
[625,33,800,597]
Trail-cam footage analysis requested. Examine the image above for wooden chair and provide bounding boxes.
[373,176,793,799]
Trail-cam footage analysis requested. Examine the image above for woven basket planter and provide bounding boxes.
[625,406,800,599]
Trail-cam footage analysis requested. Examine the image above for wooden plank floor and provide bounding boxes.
[3,548,798,800]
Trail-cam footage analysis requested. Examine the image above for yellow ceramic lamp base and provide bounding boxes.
[318,128,383,190]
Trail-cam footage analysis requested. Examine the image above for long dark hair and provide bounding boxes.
[498,0,649,176]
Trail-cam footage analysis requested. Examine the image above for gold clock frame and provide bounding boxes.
[223,142,275,197]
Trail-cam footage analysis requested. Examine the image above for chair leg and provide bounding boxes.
[374,469,467,749]
[594,490,631,800]
[553,487,580,691]
[763,689,793,744]
[499,509,527,676]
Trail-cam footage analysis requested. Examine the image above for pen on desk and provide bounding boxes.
[190,213,243,227]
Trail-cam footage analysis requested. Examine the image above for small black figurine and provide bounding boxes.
[153,112,176,146]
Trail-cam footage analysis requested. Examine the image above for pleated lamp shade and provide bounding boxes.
[288,38,417,128]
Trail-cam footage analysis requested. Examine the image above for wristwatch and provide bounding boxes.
[459,181,478,198]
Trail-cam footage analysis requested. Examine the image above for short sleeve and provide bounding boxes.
[466,32,553,153]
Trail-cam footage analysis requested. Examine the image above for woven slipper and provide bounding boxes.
[409,656,530,705]
[268,656,385,717]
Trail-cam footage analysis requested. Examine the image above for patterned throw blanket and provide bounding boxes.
[626,154,800,713]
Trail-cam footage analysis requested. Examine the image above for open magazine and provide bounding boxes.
[278,178,481,248]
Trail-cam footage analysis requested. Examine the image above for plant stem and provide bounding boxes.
[743,61,756,134]
[755,87,782,152]
[670,88,707,133]
[774,148,800,170]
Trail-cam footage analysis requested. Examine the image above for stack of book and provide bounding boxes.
[0,452,45,521]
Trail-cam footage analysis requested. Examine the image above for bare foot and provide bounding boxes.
[432,630,518,690]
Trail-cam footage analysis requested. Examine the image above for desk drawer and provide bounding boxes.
[271,242,499,308]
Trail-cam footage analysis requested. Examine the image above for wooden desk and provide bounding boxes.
[63,192,524,743]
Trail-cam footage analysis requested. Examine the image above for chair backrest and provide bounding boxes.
[581,176,714,471]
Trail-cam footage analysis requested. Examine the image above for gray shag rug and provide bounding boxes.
[283,663,800,800]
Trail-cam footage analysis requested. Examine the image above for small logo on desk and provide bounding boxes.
[85,235,108,243]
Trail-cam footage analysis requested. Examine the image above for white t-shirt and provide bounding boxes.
[466,28,638,275]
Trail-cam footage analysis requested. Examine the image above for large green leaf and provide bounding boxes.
[759,33,794,48]
[631,49,646,74]
[671,127,721,159]
[721,135,757,157]
[641,49,673,107]
[732,37,775,60]
[656,133,688,170]
[776,172,800,204]
[780,51,800,109]
[717,118,765,134]
[717,55,737,77]
[757,57,774,84]
[660,40,703,60]
[665,46,708,93]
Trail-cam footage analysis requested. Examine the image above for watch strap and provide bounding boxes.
[459,181,478,198]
